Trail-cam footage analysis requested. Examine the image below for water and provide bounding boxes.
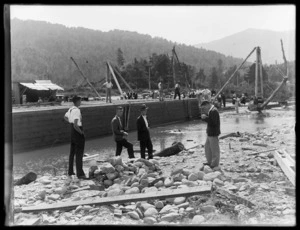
[13,109,295,175]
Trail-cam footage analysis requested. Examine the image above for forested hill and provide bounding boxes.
[11,18,244,88]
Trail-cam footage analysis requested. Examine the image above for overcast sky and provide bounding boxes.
[10,5,295,45]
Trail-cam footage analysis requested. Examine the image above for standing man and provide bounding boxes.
[111,106,135,159]
[158,81,164,101]
[200,100,221,171]
[137,104,153,159]
[221,92,226,108]
[174,82,181,100]
[64,95,87,179]
[103,79,113,103]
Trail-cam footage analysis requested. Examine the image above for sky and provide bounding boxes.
[10,5,295,46]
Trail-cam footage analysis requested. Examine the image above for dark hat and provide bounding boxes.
[140,104,148,111]
[116,106,123,110]
[200,100,210,106]
[72,95,81,103]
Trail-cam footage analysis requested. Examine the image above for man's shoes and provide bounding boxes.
[77,175,89,180]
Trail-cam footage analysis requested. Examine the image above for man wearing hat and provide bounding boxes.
[64,95,87,179]
[111,106,135,159]
[137,104,153,159]
[200,100,221,171]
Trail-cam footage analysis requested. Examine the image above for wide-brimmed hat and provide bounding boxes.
[140,104,148,111]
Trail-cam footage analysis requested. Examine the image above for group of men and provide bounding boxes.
[64,95,221,179]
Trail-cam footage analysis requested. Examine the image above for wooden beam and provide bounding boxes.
[214,47,257,101]
[21,185,212,213]
[112,65,133,92]
[247,148,277,156]
[259,48,264,97]
[274,150,295,186]
[255,47,259,97]
[215,188,255,208]
[107,61,123,97]
[83,154,99,161]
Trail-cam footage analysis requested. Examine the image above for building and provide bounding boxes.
[12,80,64,104]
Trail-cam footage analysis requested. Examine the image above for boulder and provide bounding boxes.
[159,204,174,214]
[106,172,118,180]
[192,215,205,224]
[144,207,158,217]
[125,187,140,194]
[115,165,124,173]
[160,212,179,222]
[176,202,190,209]
[128,211,140,220]
[154,181,164,188]
[164,177,174,187]
[107,189,124,197]
[200,205,216,213]
[188,173,198,181]
[173,197,186,205]
[203,166,213,174]
[103,179,113,186]
[131,182,139,188]
[39,177,51,185]
[135,158,153,167]
[203,171,222,181]
[48,194,60,201]
[101,163,115,174]
[155,201,164,209]
[38,190,46,200]
[213,178,224,186]
[173,173,185,182]
[182,169,191,177]
[141,202,155,211]
[88,165,98,178]
[196,171,205,180]
[140,178,149,187]
[133,162,144,168]
[143,217,157,224]
[137,168,147,177]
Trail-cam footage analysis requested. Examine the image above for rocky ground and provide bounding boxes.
[12,106,296,226]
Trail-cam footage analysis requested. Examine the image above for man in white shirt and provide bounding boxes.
[64,95,87,179]
[174,82,181,100]
[137,104,153,159]
[103,79,113,103]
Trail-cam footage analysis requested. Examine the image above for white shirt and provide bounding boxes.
[142,115,148,128]
[65,106,82,126]
[175,84,179,89]
[104,82,113,89]
[158,82,162,90]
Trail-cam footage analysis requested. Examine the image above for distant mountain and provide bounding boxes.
[10,18,244,87]
[194,28,295,64]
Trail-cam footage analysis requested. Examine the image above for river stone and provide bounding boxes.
[204,166,213,174]
[143,217,157,224]
[173,173,185,182]
[176,202,190,209]
[143,187,158,193]
[160,212,180,222]
[201,205,216,213]
[140,179,149,186]
[48,194,60,201]
[192,215,205,224]
[133,162,144,168]
[40,177,51,185]
[109,156,123,166]
[103,179,113,186]
[38,190,46,200]
[213,178,224,186]
[107,189,124,197]
[128,166,138,173]
[203,171,222,181]
[173,181,182,186]
[127,211,140,220]
[155,201,164,209]
[177,184,189,189]
[54,186,67,194]
[125,187,140,194]
[147,172,158,178]
[173,197,186,205]
[182,180,198,187]
[154,181,164,188]
[144,207,158,217]
[137,168,147,177]
[115,165,125,173]
[188,173,198,181]
[164,177,174,187]
[149,159,159,165]
[101,163,115,174]
[106,172,118,180]
[159,204,173,214]
[131,182,139,188]
[182,169,191,176]
[136,158,153,167]
[186,207,195,212]
[196,171,205,180]
[141,202,155,211]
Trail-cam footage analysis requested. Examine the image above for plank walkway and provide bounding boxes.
[274,149,295,186]
[21,185,212,213]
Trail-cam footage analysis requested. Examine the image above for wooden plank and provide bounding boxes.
[83,154,99,161]
[247,148,277,156]
[274,150,295,186]
[21,185,212,213]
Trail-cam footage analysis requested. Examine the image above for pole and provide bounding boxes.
[107,61,124,97]
[112,65,134,92]
[213,47,257,101]
[255,47,259,97]
[172,46,176,86]
[259,48,264,98]
[149,67,151,91]
[70,57,101,98]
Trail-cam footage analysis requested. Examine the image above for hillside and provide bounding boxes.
[194,28,295,64]
[10,18,245,88]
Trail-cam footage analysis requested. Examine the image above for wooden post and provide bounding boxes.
[111,65,133,92]
[107,61,123,97]
[259,47,264,97]
[255,47,259,97]
[213,47,257,101]
[70,57,101,98]
[172,47,176,86]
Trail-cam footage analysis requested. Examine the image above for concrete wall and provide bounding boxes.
[12,99,199,153]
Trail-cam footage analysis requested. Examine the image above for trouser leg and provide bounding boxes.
[106,88,108,103]
[108,89,111,103]
[209,136,220,168]
[116,141,123,156]
[73,127,85,177]
[146,139,153,159]
[122,139,135,158]
[140,140,146,159]
[204,136,212,165]
[68,142,75,175]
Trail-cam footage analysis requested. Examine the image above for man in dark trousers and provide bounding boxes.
[200,100,221,171]
[111,106,135,159]
[174,82,181,100]
[137,104,153,159]
[64,95,87,179]
[221,92,226,108]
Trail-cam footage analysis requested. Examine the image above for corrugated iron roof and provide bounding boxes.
[19,83,48,91]
[35,80,64,91]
